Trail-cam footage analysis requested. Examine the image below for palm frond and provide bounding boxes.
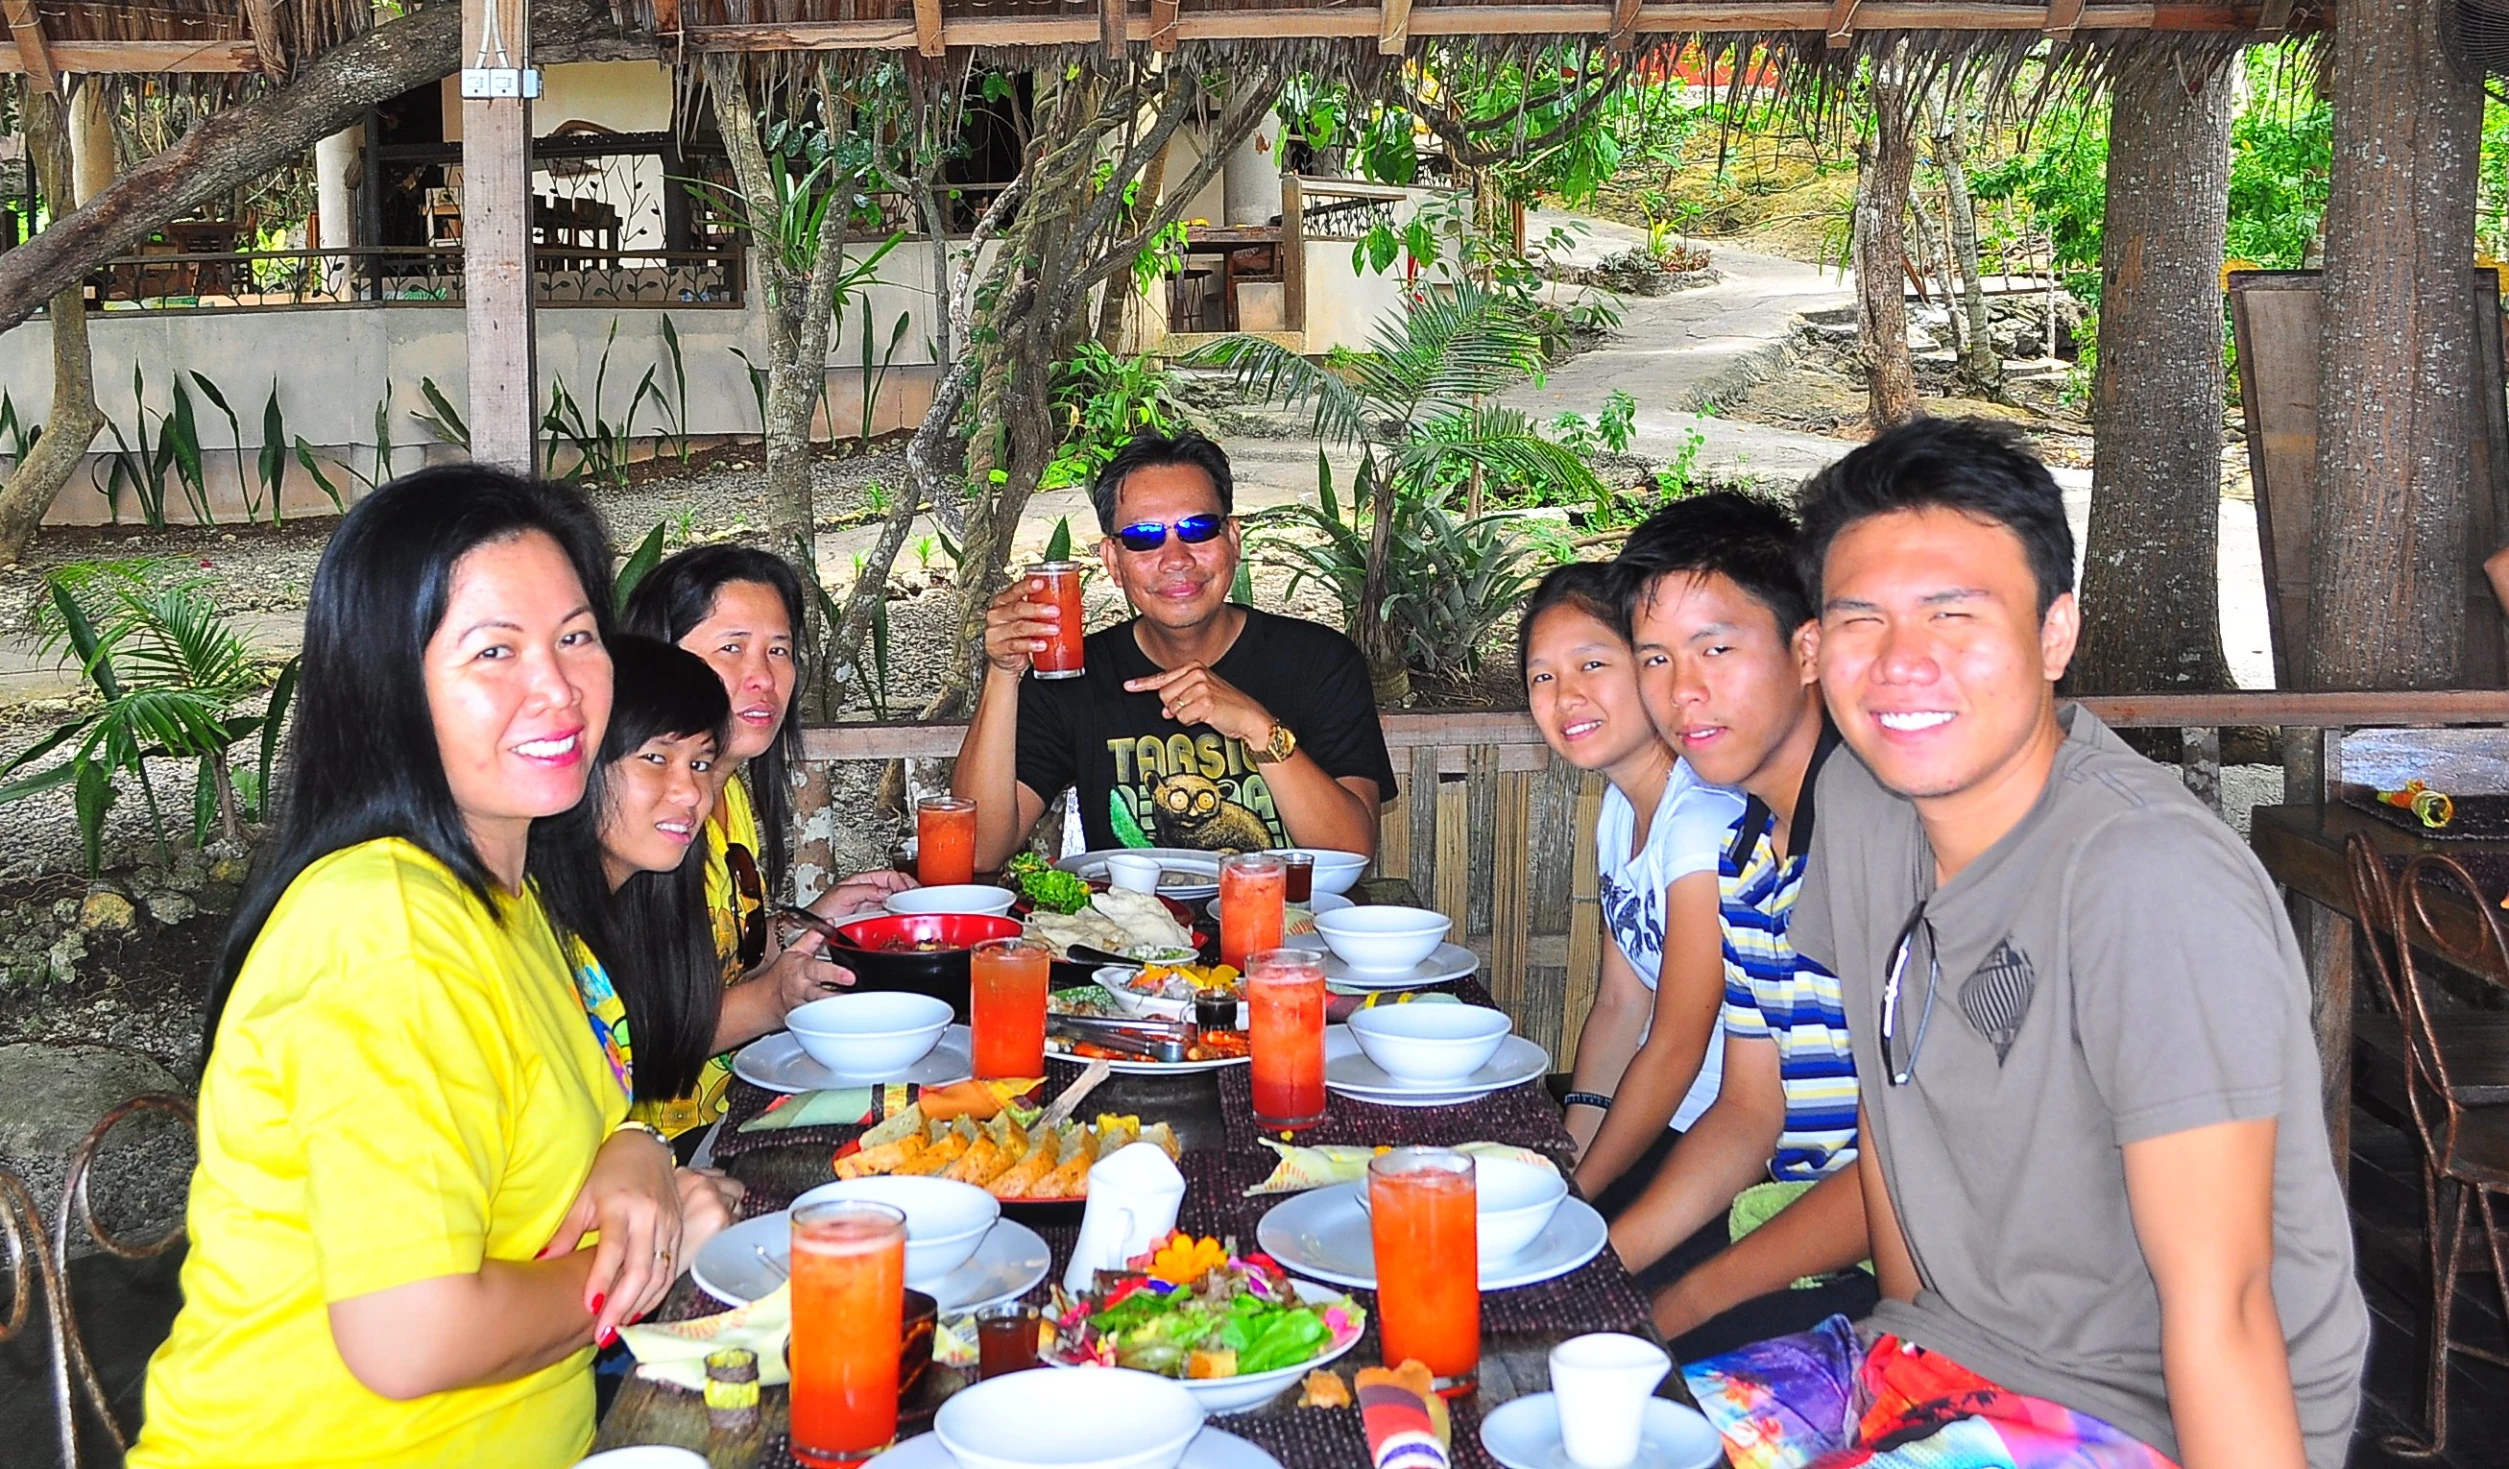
[1184,334,1369,444]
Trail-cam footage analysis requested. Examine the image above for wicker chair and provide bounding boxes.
[2371,845,2509,1456]
[1,1094,194,1469]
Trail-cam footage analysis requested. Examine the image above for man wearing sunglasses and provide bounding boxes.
[954,431,1394,869]
[1684,418,2365,1468]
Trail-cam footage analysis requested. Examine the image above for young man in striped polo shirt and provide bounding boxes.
[1598,493,1869,1354]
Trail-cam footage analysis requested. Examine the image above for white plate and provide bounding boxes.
[1321,1027,1548,1105]
[1045,1040,1249,1076]
[1253,1183,1609,1292]
[732,1028,976,1093]
[1055,847,1224,901]
[1096,965,1251,1030]
[693,1215,1050,1315]
[1479,1392,1726,1469]
[1271,940,1480,991]
[1044,1286,1363,1413]
[864,1426,1285,1469]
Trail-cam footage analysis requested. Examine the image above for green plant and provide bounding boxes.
[541,319,663,490]
[656,316,695,464]
[0,561,296,867]
[185,371,253,520]
[256,381,290,525]
[93,366,186,529]
[413,376,470,449]
[290,439,356,513]
[617,523,668,610]
[856,307,913,453]
[1043,345,1185,492]
[0,389,39,465]
[1651,426,1708,503]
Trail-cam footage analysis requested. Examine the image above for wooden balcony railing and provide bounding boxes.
[794,690,2509,1058]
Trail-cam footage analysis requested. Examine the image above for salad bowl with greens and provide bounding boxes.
[1045,1233,1366,1412]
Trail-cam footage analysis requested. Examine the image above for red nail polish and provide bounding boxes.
[597,1326,618,1348]
[590,1291,607,1314]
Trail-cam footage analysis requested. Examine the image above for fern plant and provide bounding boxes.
[0,562,296,868]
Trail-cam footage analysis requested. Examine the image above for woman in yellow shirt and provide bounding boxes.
[622,547,912,1136]
[131,469,734,1469]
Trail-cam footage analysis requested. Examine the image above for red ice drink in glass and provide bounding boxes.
[1218,853,1286,972]
[969,937,1051,1079]
[1369,1147,1479,1394]
[1029,561,1086,680]
[917,795,977,887]
[1247,947,1327,1129]
[789,1200,907,1467]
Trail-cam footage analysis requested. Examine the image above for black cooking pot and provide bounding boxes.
[828,912,1024,1023]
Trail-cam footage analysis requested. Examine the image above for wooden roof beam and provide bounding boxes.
[0,38,260,72]
[2043,0,2085,35]
[1102,0,1125,56]
[1825,0,1861,46]
[1,0,58,95]
[1379,0,1412,54]
[1150,0,1180,49]
[1607,0,1642,48]
[913,0,944,55]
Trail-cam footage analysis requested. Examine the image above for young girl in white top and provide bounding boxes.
[1520,563,1745,1208]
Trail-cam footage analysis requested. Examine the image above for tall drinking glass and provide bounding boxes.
[1369,1147,1478,1394]
[917,795,978,887]
[1218,853,1286,972]
[789,1200,908,1467]
[969,937,1051,1078]
[1247,948,1327,1129]
[1028,561,1086,679]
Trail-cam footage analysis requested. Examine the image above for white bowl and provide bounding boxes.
[1046,1286,1362,1413]
[1345,1002,1512,1083]
[792,1175,1000,1286]
[885,884,1019,919]
[1357,1155,1569,1263]
[1311,905,1451,974]
[784,991,952,1076]
[937,1365,1206,1469]
[1269,847,1369,896]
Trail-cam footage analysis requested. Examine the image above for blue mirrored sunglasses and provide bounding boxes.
[1112,513,1226,553]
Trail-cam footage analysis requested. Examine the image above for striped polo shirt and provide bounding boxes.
[1718,729,1860,1182]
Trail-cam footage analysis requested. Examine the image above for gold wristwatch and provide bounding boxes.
[1250,721,1298,765]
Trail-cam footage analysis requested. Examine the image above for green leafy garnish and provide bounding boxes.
[1020,866,1093,915]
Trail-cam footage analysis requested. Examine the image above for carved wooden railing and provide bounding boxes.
[2,1094,196,1468]
[796,691,2509,1060]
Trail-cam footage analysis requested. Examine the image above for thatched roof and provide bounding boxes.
[3,0,372,85]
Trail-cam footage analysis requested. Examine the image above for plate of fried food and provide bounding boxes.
[833,1101,1182,1207]
[1022,884,1203,963]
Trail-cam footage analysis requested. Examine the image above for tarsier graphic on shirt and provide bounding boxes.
[1103,731,1285,852]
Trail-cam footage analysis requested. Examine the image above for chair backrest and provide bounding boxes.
[2347,832,2410,1021]
[2395,853,2508,1147]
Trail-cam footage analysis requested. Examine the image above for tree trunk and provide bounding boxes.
[1925,86,1998,394]
[0,0,639,336]
[0,90,107,564]
[1854,63,1920,431]
[1094,139,1170,349]
[2309,0,2485,689]
[2071,58,2235,700]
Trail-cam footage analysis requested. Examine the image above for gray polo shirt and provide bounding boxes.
[1791,705,2366,1466]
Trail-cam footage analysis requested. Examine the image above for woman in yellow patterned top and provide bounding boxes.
[623,547,914,1136]
[130,470,736,1469]
[529,635,745,1129]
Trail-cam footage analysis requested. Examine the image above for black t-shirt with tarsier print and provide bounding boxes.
[1012,607,1399,854]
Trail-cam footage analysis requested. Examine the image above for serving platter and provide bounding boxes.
[732,1027,977,1093]
[863,1426,1286,1469]
[1053,847,1224,902]
[1253,1182,1608,1292]
[693,1215,1051,1315]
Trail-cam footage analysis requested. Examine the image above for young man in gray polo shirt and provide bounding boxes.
[1682,418,2366,1469]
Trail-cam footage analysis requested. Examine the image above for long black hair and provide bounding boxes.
[209,467,617,1048]
[621,545,807,902]
[529,636,729,1104]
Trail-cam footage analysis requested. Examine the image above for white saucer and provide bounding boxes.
[1479,1392,1726,1469]
[864,1425,1284,1468]
[1054,847,1223,902]
[732,1027,976,1093]
[1321,1027,1549,1105]
[1253,1182,1609,1291]
[1275,940,1480,991]
[692,1215,1050,1315]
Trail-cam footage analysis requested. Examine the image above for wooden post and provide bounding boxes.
[1280,173,1304,335]
[461,0,538,471]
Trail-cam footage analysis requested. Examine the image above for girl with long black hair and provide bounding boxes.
[132,469,732,1469]
[620,546,912,1137]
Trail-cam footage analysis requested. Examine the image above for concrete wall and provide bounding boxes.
[0,230,970,526]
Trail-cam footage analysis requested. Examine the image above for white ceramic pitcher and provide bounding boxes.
[1550,1331,1673,1467]
[1060,1142,1187,1294]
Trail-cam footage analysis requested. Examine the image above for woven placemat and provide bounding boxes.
[688,977,1671,1469]
[2341,788,2509,842]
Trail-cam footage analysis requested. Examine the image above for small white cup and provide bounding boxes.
[1549,1332,1672,1467]
[1105,852,1163,894]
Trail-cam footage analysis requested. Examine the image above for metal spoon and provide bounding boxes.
[753,1243,789,1283]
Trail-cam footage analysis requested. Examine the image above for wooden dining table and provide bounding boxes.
[593,884,1693,1469]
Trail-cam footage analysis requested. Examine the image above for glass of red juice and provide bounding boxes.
[917,795,977,886]
[789,1200,908,1466]
[1219,853,1286,972]
[975,1303,1043,1379]
[1247,947,1327,1130]
[1369,1147,1479,1395]
[1029,561,1086,680]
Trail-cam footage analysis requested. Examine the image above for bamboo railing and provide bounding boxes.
[796,690,2509,1058]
